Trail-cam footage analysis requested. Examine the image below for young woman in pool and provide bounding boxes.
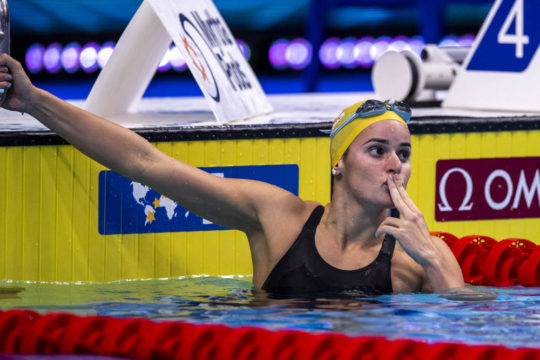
[0,54,468,296]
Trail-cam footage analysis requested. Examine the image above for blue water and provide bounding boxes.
[0,276,538,349]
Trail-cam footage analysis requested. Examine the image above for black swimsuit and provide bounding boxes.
[262,205,395,295]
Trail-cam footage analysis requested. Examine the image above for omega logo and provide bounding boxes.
[438,168,474,212]
[435,158,540,221]
[438,167,540,212]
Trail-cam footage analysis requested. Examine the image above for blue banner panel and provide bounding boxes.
[98,165,299,235]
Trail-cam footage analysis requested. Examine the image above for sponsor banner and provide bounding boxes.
[435,157,540,221]
[147,0,272,122]
[98,165,298,234]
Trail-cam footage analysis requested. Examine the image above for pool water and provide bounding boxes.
[0,276,538,349]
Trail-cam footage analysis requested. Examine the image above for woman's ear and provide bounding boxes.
[332,158,345,176]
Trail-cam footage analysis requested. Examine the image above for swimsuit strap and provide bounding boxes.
[379,233,396,261]
[304,205,325,233]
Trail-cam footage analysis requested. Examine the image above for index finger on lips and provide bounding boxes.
[388,175,411,216]
[393,175,420,214]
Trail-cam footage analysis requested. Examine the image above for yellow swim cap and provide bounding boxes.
[329,100,410,168]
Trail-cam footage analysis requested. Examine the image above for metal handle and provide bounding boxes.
[0,0,10,105]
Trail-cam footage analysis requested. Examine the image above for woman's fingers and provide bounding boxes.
[375,217,401,238]
[388,174,425,221]
[0,54,23,77]
[0,71,12,80]
[387,174,413,217]
[0,71,12,92]
[392,174,421,213]
[0,83,10,94]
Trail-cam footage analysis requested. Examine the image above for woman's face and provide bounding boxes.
[338,119,411,208]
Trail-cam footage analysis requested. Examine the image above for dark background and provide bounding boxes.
[8,0,491,99]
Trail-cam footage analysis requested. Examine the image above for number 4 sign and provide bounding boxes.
[443,0,540,112]
[497,0,528,59]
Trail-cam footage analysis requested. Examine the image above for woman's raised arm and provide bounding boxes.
[0,54,305,234]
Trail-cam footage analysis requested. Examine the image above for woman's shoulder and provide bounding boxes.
[255,186,322,223]
[259,198,323,236]
[267,200,323,242]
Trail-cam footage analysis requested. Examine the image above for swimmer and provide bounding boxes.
[0,54,492,299]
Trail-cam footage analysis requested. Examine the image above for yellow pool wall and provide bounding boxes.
[0,129,538,282]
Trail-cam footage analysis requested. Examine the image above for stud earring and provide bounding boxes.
[331,168,337,176]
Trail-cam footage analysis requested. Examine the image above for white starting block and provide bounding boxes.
[85,0,272,123]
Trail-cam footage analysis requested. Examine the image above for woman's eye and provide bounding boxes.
[398,150,410,161]
[369,146,385,157]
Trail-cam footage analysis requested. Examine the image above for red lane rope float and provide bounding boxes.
[0,310,538,360]
[431,232,539,287]
[0,309,41,352]
[519,246,540,287]
[484,239,536,287]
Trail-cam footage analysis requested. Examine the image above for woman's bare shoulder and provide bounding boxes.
[252,184,322,228]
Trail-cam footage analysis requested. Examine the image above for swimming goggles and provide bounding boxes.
[329,99,411,138]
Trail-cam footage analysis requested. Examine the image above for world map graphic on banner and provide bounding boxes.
[98,165,299,235]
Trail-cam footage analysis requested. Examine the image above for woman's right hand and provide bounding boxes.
[0,53,35,113]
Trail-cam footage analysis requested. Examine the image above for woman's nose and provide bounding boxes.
[387,152,402,173]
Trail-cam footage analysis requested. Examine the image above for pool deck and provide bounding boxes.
[1,92,539,134]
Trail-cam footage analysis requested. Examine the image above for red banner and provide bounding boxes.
[435,157,540,221]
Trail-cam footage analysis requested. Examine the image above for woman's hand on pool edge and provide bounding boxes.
[376,173,465,292]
